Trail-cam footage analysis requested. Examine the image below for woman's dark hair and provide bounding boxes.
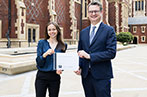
[45,22,65,51]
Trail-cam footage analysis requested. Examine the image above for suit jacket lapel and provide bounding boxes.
[85,26,91,47]
[90,22,104,47]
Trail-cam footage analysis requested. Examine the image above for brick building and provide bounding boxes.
[0,0,81,47]
[0,0,130,48]
[83,0,129,33]
[128,0,147,44]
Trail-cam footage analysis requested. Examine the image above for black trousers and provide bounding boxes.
[82,72,111,97]
[35,70,61,97]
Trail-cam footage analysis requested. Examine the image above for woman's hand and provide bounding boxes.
[56,70,63,75]
[47,49,54,55]
[43,49,54,58]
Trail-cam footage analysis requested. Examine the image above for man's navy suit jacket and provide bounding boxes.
[78,22,117,79]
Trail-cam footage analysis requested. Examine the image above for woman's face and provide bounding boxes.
[47,24,58,39]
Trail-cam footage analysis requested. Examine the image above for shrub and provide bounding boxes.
[116,32,134,46]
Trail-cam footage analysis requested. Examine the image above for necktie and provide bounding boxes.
[90,26,96,44]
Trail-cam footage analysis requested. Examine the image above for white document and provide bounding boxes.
[55,52,79,71]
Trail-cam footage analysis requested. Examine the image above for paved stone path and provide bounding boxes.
[0,44,147,97]
[112,44,147,97]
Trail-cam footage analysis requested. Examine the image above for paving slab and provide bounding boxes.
[1,44,146,97]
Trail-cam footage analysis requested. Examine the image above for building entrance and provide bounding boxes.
[133,37,137,44]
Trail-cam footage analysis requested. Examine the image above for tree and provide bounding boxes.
[116,32,134,46]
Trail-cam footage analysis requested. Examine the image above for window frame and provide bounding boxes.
[135,0,144,11]
[133,26,137,33]
[82,0,88,19]
[141,36,146,42]
[141,26,146,33]
[26,23,39,43]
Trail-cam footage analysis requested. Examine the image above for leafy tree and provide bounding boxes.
[116,32,134,45]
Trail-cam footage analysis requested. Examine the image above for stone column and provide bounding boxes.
[48,0,57,22]
[120,1,129,32]
[15,0,26,40]
[115,2,119,33]
[69,0,78,40]
[0,20,1,39]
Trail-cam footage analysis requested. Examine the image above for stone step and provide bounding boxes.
[0,60,36,75]
[0,53,37,75]
[0,44,136,75]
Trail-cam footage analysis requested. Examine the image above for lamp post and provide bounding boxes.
[6,0,11,48]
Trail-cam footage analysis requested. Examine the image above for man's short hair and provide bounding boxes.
[88,1,103,11]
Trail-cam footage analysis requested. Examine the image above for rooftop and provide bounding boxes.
[128,16,147,25]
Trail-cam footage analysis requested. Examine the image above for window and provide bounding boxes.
[141,26,145,33]
[135,1,137,11]
[28,28,36,42]
[28,28,31,42]
[85,0,87,17]
[133,26,137,33]
[26,24,39,46]
[33,29,36,42]
[142,0,144,10]
[138,1,140,10]
[141,36,146,42]
[82,0,88,18]
[135,0,144,11]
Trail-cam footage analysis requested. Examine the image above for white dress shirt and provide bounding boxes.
[89,21,102,38]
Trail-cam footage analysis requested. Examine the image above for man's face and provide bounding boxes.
[88,5,102,23]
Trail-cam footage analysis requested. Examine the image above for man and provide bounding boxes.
[75,1,117,97]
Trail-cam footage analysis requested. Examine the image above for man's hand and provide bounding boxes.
[74,68,81,75]
[78,50,90,59]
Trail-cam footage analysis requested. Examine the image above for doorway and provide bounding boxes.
[133,37,137,44]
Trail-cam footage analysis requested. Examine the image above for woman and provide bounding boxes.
[35,22,67,97]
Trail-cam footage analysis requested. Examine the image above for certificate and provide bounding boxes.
[54,52,79,70]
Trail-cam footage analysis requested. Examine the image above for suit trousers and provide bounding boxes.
[82,71,111,97]
[35,70,60,97]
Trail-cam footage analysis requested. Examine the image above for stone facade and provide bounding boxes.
[0,0,81,47]
[0,0,131,47]
[0,0,50,47]
[82,0,129,33]
[129,24,147,44]
[108,0,129,33]
[128,0,147,44]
